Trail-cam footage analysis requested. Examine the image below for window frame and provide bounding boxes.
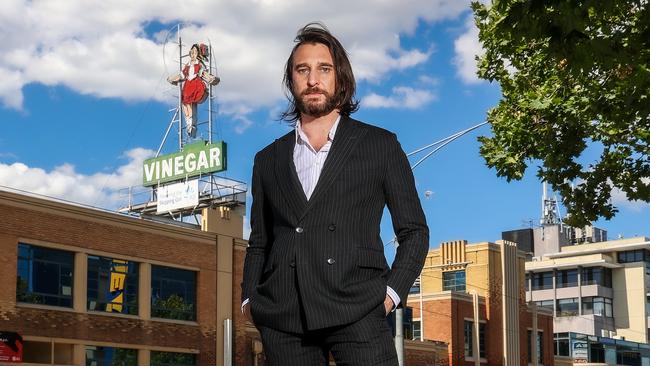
[16,243,74,308]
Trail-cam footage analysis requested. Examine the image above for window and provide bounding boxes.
[150,351,196,366]
[556,298,579,316]
[617,250,647,263]
[87,256,139,315]
[409,278,421,294]
[442,270,466,291]
[554,333,570,356]
[464,320,486,358]
[412,320,421,340]
[581,267,612,287]
[151,265,196,321]
[582,297,613,317]
[17,244,74,307]
[531,271,553,290]
[555,269,578,288]
[85,346,137,366]
[535,300,554,312]
[23,340,73,364]
[527,330,543,364]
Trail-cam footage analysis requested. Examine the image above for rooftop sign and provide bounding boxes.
[143,141,226,187]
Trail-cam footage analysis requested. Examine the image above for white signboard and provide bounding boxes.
[571,340,588,363]
[157,180,199,213]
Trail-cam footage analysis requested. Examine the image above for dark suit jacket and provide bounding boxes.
[241,116,429,333]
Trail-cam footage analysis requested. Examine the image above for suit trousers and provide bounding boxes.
[258,302,398,366]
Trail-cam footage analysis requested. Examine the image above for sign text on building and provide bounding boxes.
[143,141,226,187]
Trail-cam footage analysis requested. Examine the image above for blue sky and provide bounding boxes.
[0,1,647,257]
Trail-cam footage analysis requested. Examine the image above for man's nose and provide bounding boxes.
[307,72,319,87]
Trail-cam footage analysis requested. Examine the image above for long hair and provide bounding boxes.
[280,22,359,122]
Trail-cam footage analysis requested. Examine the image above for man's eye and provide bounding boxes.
[320,67,332,73]
[297,68,309,74]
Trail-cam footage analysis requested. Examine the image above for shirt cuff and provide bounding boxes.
[386,286,400,311]
[241,298,250,314]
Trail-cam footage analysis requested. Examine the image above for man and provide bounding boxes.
[241,22,429,365]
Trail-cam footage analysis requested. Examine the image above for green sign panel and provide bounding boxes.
[142,141,227,187]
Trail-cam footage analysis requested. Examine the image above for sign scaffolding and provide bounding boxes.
[119,25,245,222]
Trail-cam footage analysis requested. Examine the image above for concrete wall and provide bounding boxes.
[613,263,648,343]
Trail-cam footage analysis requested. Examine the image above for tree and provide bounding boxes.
[472,0,650,226]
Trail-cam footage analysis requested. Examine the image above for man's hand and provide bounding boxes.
[243,302,253,323]
[384,295,394,316]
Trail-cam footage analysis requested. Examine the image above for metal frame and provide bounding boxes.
[120,24,245,220]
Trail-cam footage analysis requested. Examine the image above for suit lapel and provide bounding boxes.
[274,131,308,221]
[300,116,366,220]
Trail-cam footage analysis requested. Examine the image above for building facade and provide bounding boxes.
[525,235,650,364]
[0,189,246,365]
[407,240,555,365]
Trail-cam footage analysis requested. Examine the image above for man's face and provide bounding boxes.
[291,43,337,118]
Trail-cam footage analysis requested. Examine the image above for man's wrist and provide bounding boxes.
[386,286,400,311]
[241,298,250,314]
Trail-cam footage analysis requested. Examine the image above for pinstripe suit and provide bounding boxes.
[242,115,429,337]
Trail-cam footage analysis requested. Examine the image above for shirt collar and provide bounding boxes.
[295,115,341,145]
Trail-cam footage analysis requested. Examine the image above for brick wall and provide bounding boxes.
[0,196,219,363]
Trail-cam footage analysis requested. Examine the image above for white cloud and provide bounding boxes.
[611,178,650,212]
[362,86,436,109]
[453,16,484,84]
[0,0,469,123]
[0,147,154,209]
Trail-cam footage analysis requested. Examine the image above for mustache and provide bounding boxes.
[301,87,328,96]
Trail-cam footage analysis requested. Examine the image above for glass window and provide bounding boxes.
[581,267,612,287]
[412,320,421,340]
[535,300,554,312]
[442,270,466,292]
[582,297,613,317]
[556,298,579,316]
[151,265,196,321]
[86,346,137,366]
[527,330,543,363]
[531,271,554,290]
[17,243,74,307]
[464,321,486,358]
[556,269,578,288]
[87,256,139,315]
[150,351,196,366]
[554,333,569,357]
[409,278,421,294]
[618,250,647,263]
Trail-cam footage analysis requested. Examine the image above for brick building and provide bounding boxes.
[0,188,248,365]
[407,240,555,365]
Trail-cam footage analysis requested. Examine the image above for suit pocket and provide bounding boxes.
[357,248,388,270]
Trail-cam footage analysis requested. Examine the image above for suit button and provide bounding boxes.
[289,261,296,268]
[328,224,336,231]
[327,258,335,265]
[295,227,304,233]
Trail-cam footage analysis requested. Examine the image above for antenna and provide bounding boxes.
[540,181,560,226]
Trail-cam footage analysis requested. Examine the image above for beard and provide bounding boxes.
[294,87,337,117]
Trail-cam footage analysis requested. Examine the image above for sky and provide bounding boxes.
[0,0,647,259]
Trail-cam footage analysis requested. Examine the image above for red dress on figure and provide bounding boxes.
[182,62,206,105]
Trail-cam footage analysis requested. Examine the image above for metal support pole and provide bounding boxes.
[177,24,183,150]
[472,291,480,366]
[224,318,232,366]
[532,303,538,366]
[395,308,404,366]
